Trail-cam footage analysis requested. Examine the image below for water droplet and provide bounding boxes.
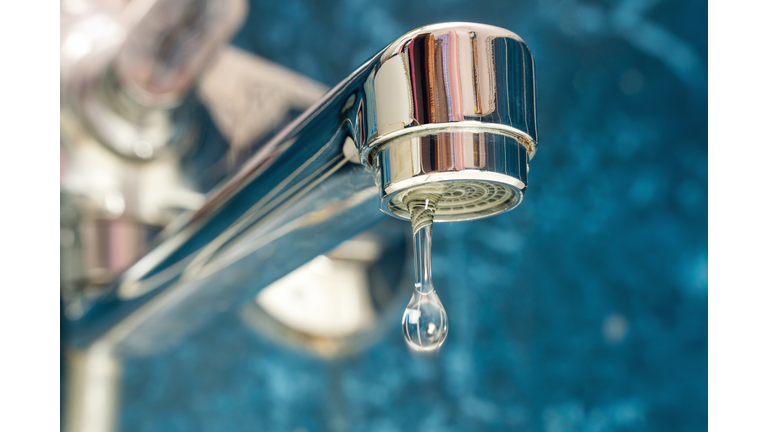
[401,190,449,351]
[402,288,448,351]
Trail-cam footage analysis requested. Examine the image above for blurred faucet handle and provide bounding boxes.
[62,0,247,161]
[196,46,328,150]
[115,0,248,109]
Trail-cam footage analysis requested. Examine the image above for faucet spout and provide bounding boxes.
[68,22,538,354]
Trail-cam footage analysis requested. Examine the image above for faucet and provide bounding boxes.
[63,20,537,432]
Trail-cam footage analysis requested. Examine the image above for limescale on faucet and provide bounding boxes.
[401,189,449,351]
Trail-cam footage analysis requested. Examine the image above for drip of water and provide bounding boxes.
[401,191,449,351]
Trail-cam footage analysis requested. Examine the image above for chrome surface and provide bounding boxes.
[64,21,538,432]
[376,132,528,221]
[355,23,537,220]
[62,30,328,432]
[69,22,538,351]
[60,0,325,313]
[358,23,537,163]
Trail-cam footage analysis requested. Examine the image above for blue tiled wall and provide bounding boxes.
[121,1,707,431]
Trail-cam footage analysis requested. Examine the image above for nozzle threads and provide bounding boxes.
[403,189,445,233]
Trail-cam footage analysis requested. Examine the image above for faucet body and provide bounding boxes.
[68,22,537,352]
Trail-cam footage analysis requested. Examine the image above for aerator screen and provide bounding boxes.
[388,180,520,222]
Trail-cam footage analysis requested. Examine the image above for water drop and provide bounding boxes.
[401,190,449,351]
[402,281,448,351]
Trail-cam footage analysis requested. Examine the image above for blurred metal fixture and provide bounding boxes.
[64,0,246,160]
[241,221,412,359]
[60,0,326,314]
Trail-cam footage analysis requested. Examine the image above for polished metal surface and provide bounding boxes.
[358,23,538,162]
[355,23,537,220]
[63,21,538,432]
[60,0,324,315]
[376,132,528,221]
[68,22,538,352]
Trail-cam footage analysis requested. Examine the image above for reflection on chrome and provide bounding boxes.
[241,224,411,359]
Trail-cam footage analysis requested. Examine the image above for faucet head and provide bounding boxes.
[359,23,537,222]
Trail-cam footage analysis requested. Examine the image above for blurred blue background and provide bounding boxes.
[120,1,707,431]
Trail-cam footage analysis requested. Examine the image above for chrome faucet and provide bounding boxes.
[62,18,537,432]
[69,20,537,342]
